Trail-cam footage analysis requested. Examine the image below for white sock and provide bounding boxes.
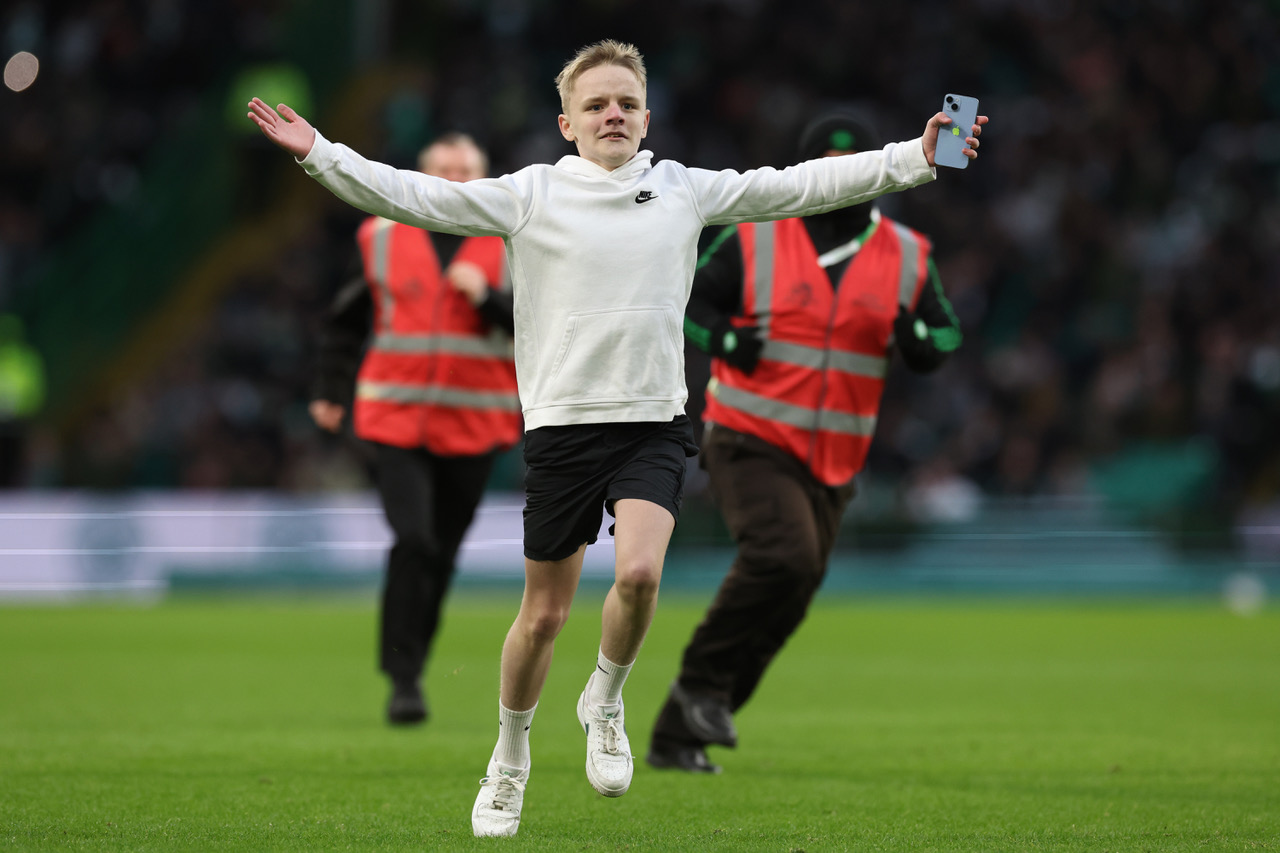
[587,648,632,707]
[494,702,535,770]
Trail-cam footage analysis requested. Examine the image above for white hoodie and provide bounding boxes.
[299,134,934,430]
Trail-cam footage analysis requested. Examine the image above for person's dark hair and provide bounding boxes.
[796,110,881,162]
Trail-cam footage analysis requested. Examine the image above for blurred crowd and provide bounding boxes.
[2,0,1278,538]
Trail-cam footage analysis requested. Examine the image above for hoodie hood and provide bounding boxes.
[554,149,654,180]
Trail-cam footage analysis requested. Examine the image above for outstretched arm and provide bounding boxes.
[921,112,988,167]
[247,98,317,160]
[247,97,524,238]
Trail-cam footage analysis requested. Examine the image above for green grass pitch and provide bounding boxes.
[1,590,1277,851]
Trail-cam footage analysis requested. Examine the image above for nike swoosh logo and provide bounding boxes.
[635,191,657,204]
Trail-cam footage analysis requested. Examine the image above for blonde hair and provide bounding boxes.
[554,39,647,113]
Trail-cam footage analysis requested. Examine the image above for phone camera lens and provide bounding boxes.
[947,103,956,111]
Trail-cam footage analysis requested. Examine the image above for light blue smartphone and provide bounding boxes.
[935,93,979,169]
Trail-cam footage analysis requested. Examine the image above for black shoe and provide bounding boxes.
[646,741,722,774]
[387,679,428,725]
[670,682,737,747]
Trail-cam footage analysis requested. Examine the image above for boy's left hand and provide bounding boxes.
[922,112,988,167]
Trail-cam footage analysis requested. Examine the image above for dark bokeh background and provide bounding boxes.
[2,0,1278,558]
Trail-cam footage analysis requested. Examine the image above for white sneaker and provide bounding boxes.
[576,685,633,797]
[471,756,528,837]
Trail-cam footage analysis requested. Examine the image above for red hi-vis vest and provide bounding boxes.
[354,217,521,456]
[703,216,931,486]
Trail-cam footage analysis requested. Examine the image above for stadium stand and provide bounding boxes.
[2,1,1277,560]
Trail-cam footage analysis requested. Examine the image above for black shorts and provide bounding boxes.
[522,415,699,562]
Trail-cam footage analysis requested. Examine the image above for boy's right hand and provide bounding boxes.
[247,98,317,160]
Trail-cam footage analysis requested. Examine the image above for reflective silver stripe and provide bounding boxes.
[816,408,877,436]
[356,382,520,411]
[710,382,876,437]
[829,350,887,378]
[760,340,887,378]
[889,222,922,308]
[751,221,775,335]
[370,218,397,331]
[371,330,514,358]
[760,339,825,369]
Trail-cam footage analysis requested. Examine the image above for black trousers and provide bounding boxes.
[651,425,854,746]
[372,441,497,683]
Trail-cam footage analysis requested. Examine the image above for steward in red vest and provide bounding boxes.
[649,111,964,774]
[353,217,520,456]
[700,211,948,485]
[309,134,521,727]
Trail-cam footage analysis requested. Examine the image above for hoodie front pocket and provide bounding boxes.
[545,305,683,404]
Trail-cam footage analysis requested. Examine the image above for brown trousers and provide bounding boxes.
[651,424,854,746]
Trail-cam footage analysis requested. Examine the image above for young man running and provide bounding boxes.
[248,39,986,838]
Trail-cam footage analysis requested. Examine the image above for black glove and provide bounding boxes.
[893,308,947,372]
[709,320,764,374]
